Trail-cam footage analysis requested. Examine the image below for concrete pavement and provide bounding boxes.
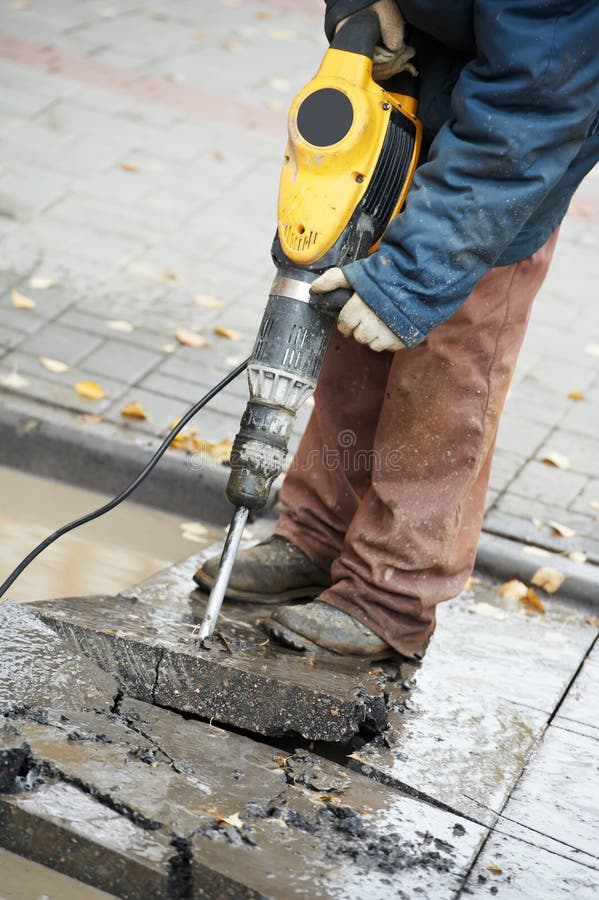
[0,0,598,574]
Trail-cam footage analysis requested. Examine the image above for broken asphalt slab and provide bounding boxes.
[0,601,119,714]
[0,699,486,899]
[28,592,388,743]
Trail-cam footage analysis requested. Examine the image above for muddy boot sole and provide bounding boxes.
[193,570,324,604]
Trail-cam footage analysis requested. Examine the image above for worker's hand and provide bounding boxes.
[336,0,416,81]
[311,268,406,353]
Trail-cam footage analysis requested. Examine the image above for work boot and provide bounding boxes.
[262,601,393,659]
[193,536,331,603]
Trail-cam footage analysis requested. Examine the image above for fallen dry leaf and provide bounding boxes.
[470,601,507,621]
[165,71,185,83]
[11,289,36,310]
[567,390,584,401]
[590,501,599,512]
[463,576,473,591]
[214,325,243,341]
[75,381,105,401]
[266,98,284,112]
[540,451,570,470]
[212,149,224,162]
[266,75,290,91]
[121,161,140,172]
[567,550,587,564]
[531,566,566,594]
[532,517,544,529]
[180,521,210,543]
[28,275,55,290]
[176,327,210,348]
[193,438,233,464]
[522,544,551,558]
[256,10,271,19]
[193,29,204,40]
[220,39,240,52]
[487,863,503,875]
[105,319,134,333]
[548,520,576,539]
[583,343,599,357]
[195,294,223,309]
[520,587,545,613]
[120,401,148,420]
[267,28,296,40]
[0,369,28,389]
[39,356,69,374]
[215,812,243,829]
[162,343,175,353]
[498,579,528,600]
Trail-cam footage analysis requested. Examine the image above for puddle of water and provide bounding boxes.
[0,466,217,604]
[0,847,116,899]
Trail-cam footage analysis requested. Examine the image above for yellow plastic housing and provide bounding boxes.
[278,48,421,265]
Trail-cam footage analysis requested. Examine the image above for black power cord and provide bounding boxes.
[0,359,249,600]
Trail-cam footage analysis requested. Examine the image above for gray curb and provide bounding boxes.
[476,531,599,606]
[0,393,232,525]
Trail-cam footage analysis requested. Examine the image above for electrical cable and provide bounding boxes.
[0,359,249,600]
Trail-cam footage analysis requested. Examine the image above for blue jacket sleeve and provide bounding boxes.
[342,0,599,347]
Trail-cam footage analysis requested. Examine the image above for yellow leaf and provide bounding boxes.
[463,576,473,591]
[28,275,55,290]
[583,343,599,357]
[266,76,290,92]
[121,161,140,172]
[498,579,528,600]
[175,328,210,348]
[105,319,134,333]
[567,550,587,564]
[212,149,224,162]
[520,587,545,613]
[215,812,243,829]
[487,863,503,875]
[195,294,223,309]
[548,520,576,539]
[39,357,69,374]
[192,438,233,464]
[214,325,243,341]
[75,381,105,401]
[267,28,296,40]
[11,289,36,310]
[470,601,507,620]
[120,401,148,420]
[220,39,240,52]
[590,501,599,512]
[567,390,584,401]
[531,566,565,594]
[193,29,204,40]
[539,451,570,470]
[0,369,28,389]
[165,71,185,83]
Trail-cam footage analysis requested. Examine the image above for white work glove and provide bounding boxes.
[337,0,417,81]
[311,268,406,353]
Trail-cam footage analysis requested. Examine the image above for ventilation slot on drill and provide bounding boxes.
[281,224,319,253]
[361,108,416,242]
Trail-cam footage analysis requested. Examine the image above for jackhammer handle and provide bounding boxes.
[330,9,381,59]
[309,286,353,316]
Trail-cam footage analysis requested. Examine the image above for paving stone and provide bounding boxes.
[554,646,599,739]
[103,387,193,437]
[488,448,526,493]
[0,846,116,900]
[348,582,597,826]
[463,828,599,898]
[0,352,129,415]
[2,694,486,899]
[560,395,599,440]
[81,340,162,383]
[507,459,587,508]
[0,602,118,714]
[494,412,551,458]
[0,783,179,899]
[570,476,599,516]
[484,507,599,565]
[536,430,599,478]
[0,323,26,351]
[57,309,174,350]
[29,593,388,743]
[0,304,47,337]
[17,322,102,366]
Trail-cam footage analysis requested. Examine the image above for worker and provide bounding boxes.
[196,0,599,660]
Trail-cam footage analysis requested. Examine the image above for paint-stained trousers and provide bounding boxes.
[274,231,558,659]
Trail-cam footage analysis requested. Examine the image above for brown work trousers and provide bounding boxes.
[275,231,559,659]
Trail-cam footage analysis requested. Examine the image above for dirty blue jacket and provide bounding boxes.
[325,0,599,347]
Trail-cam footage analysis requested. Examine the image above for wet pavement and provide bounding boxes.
[1,538,597,897]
